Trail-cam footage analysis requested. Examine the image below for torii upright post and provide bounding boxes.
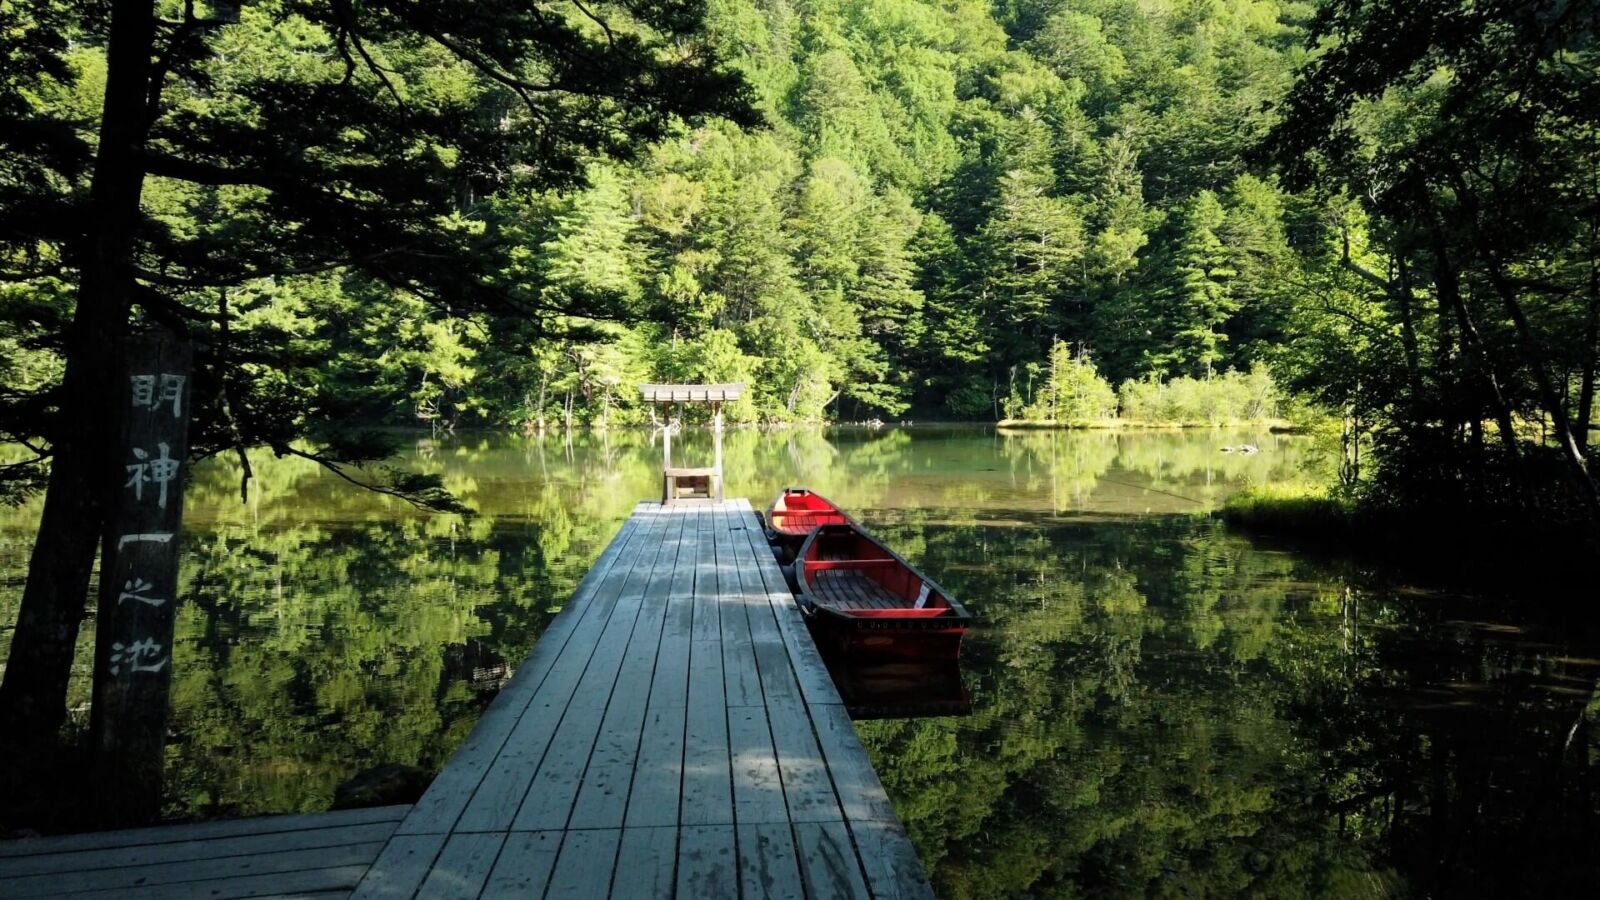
[640,383,743,505]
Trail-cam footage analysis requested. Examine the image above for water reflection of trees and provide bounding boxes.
[4,427,1588,885]
[995,429,1327,515]
[858,513,1600,898]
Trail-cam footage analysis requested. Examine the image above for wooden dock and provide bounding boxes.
[0,805,409,898]
[0,499,932,899]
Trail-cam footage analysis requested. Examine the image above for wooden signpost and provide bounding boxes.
[88,330,194,824]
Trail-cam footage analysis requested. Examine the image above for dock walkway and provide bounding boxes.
[0,499,932,899]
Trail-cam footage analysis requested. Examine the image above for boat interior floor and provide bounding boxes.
[812,568,905,610]
[778,512,851,531]
[811,547,908,610]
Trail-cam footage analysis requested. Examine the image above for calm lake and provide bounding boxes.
[1,426,1596,897]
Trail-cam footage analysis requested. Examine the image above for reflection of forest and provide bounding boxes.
[0,428,1591,892]
[857,513,1600,898]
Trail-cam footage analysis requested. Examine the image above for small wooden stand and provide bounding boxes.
[640,383,744,505]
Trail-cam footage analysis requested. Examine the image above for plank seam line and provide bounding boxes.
[501,506,672,835]
[547,507,680,886]
[0,823,400,868]
[0,808,411,860]
[47,861,377,899]
[472,831,511,900]
[541,503,680,834]
[734,500,886,897]
[605,506,691,897]
[712,504,750,900]
[5,841,390,896]
[416,506,650,836]
[722,504,794,836]
[666,505,704,893]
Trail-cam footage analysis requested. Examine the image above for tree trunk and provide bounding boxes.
[1578,218,1598,449]
[1483,260,1600,520]
[1395,256,1422,393]
[1432,238,1520,458]
[0,0,156,742]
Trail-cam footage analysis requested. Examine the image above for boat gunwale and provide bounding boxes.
[795,522,972,624]
[766,486,856,540]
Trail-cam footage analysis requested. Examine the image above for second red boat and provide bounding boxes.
[766,487,854,559]
[795,523,971,661]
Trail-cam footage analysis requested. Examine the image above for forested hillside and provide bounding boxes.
[3,1,1598,513]
[463,0,1316,425]
[9,0,1320,431]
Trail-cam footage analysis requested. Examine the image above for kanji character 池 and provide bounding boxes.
[109,638,169,675]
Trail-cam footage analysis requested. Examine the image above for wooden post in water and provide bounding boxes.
[712,400,724,501]
[88,330,194,825]
[662,401,674,471]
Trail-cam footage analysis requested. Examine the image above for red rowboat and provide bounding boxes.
[795,523,971,661]
[766,488,854,557]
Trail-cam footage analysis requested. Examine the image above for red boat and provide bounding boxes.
[766,488,854,558]
[795,523,971,661]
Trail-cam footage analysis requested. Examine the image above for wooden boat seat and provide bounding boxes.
[812,568,907,610]
[773,511,851,529]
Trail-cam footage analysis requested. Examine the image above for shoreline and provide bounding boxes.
[996,418,1306,432]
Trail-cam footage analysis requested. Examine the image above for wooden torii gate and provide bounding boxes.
[640,383,744,505]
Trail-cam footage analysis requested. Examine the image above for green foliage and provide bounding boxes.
[1118,367,1281,425]
[7,0,1593,532]
[0,0,1337,444]
[0,0,757,505]
[1218,483,1357,536]
[1001,342,1117,424]
[1263,0,1600,529]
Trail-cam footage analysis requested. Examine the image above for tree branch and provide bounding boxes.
[142,151,272,187]
[330,0,409,112]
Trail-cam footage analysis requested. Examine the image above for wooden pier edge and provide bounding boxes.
[353,498,933,900]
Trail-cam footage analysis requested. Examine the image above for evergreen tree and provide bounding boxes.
[0,0,753,742]
[1168,190,1239,377]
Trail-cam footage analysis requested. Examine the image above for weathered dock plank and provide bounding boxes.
[738,822,806,900]
[0,805,407,859]
[400,508,653,837]
[611,826,677,899]
[479,830,560,898]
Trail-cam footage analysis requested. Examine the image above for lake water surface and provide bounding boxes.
[1,426,1595,897]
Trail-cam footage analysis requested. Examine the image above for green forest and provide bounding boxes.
[6,0,1600,505]
[3,0,1600,839]
[4,2,1598,473]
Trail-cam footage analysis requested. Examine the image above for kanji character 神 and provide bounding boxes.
[125,442,180,509]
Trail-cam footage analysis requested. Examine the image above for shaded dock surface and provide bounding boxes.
[0,805,408,899]
[0,499,932,899]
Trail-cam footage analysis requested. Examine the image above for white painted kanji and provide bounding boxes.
[125,442,180,509]
[109,638,169,675]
